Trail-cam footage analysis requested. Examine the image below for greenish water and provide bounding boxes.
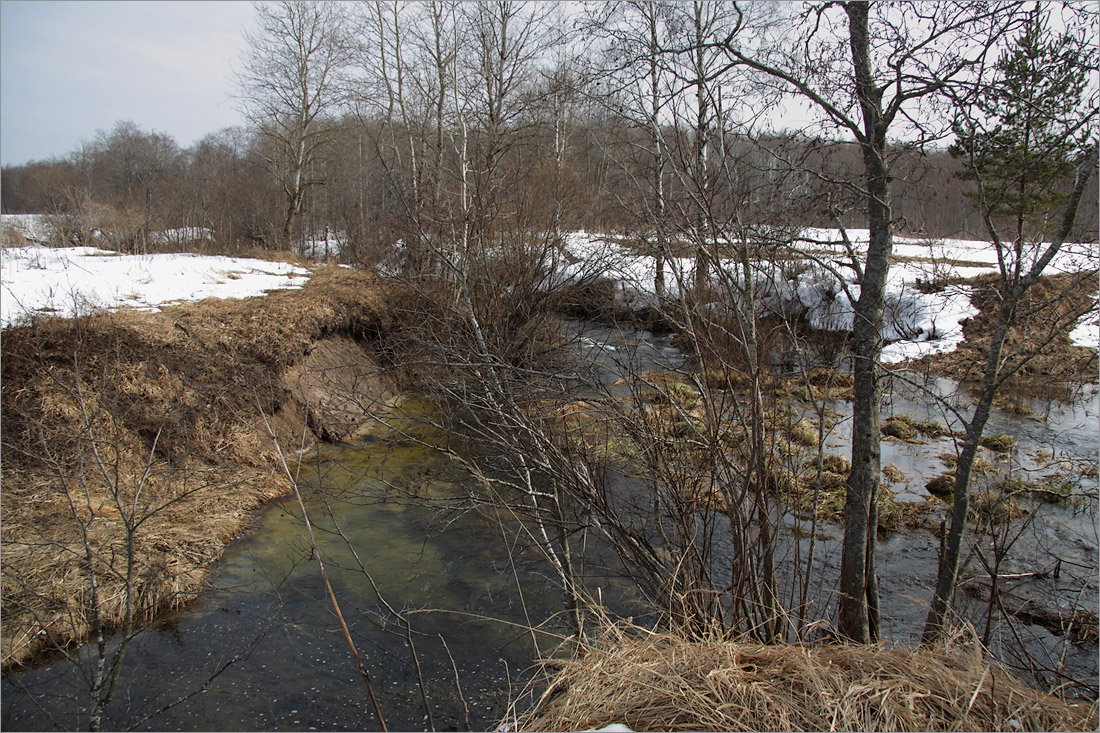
[1,399,577,731]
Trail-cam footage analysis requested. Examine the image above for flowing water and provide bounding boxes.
[1,400,583,731]
[3,326,1097,729]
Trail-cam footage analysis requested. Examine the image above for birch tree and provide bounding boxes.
[582,0,675,297]
[237,0,352,249]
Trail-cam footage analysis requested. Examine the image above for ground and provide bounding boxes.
[0,264,395,669]
[907,270,1099,387]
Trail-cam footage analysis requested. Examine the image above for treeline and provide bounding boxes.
[0,119,990,254]
[1,123,280,253]
[6,2,1092,258]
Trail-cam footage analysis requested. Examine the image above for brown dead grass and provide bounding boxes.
[512,627,1098,732]
[1,264,395,670]
[909,271,1098,385]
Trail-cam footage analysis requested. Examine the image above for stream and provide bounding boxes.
[2,324,1097,730]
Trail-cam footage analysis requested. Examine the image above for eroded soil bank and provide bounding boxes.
[0,265,397,669]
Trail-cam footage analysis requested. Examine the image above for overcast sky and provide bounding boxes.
[1,1,257,166]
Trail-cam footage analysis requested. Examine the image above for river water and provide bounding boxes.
[2,325,1097,730]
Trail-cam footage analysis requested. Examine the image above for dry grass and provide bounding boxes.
[788,471,930,533]
[512,627,1098,732]
[909,271,1099,385]
[1,264,394,670]
[980,433,1017,453]
[822,453,852,475]
[882,464,908,483]
[968,489,1030,524]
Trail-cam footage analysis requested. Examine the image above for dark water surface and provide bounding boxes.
[2,400,580,731]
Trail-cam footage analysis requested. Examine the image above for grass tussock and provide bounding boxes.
[1,264,393,670]
[512,629,1097,732]
[980,433,1017,453]
[882,414,949,441]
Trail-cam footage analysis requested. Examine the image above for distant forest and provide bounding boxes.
[3,1,1097,260]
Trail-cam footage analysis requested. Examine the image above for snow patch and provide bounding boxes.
[1,246,310,327]
[559,229,1094,363]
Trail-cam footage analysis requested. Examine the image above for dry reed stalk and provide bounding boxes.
[512,628,1098,732]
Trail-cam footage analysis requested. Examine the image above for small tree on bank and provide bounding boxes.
[922,3,1099,641]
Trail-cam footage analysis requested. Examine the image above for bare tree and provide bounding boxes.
[237,0,353,249]
[580,1,676,297]
[720,0,1032,642]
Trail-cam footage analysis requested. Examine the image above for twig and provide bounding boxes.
[258,401,387,731]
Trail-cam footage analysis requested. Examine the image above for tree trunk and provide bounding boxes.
[283,137,306,248]
[923,143,1099,641]
[837,1,890,644]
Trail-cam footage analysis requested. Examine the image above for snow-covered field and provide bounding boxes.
[559,229,1099,363]
[2,214,1096,361]
[1,244,311,327]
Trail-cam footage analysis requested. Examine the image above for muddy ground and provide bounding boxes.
[908,270,1098,388]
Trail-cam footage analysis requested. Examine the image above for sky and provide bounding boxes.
[1,1,257,166]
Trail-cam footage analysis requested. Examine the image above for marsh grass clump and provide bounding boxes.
[511,627,1098,732]
[994,390,1034,416]
[882,464,907,483]
[882,414,919,440]
[789,473,923,532]
[914,419,949,437]
[876,488,932,533]
[883,414,949,441]
[968,489,1029,524]
[788,418,819,447]
[939,453,994,475]
[821,453,851,475]
[980,433,1016,453]
[665,381,698,409]
[817,471,848,493]
[1025,475,1088,506]
[926,473,956,498]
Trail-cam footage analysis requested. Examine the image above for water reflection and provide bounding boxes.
[2,401,574,731]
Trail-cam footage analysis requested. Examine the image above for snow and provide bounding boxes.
[1,214,53,244]
[298,229,347,260]
[1069,293,1100,349]
[560,229,1098,363]
[1,245,310,327]
[3,215,1096,362]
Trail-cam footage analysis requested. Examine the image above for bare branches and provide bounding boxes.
[236,0,354,246]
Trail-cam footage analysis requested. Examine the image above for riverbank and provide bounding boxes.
[2,248,1095,722]
[510,625,1098,732]
[0,264,396,670]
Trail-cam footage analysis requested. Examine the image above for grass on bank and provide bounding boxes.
[0,264,391,670]
[509,625,1098,732]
